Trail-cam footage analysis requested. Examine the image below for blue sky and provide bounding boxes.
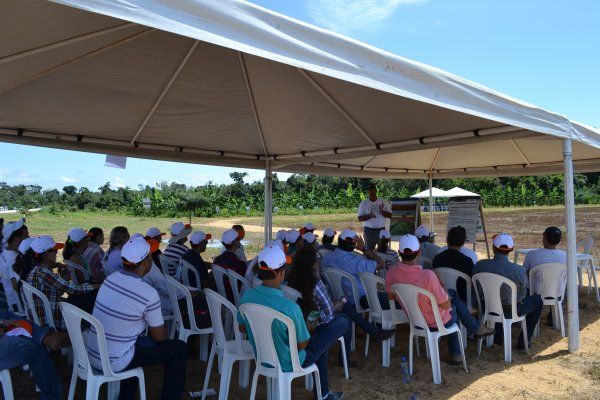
[1,0,598,190]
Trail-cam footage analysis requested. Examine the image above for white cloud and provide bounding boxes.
[61,176,78,183]
[305,0,426,34]
[113,176,126,188]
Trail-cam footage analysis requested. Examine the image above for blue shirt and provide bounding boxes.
[321,248,377,304]
[473,254,527,304]
[237,285,310,372]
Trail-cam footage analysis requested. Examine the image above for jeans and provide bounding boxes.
[303,313,351,397]
[0,335,62,400]
[342,292,390,335]
[437,289,481,356]
[497,294,543,345]
[363,227,383,251]
[119,338,188,400]
[359,292,391,311]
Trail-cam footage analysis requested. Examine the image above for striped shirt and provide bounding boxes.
[163,243,189,275]
[87,271,164,372]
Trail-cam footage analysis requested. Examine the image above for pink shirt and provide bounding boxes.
[385,262,451,327]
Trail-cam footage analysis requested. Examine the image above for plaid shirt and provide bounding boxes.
[313,280,334,325]
[26,264,94,330]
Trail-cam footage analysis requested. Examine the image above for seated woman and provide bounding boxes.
[64,227,96,283]
[83,227,106,282]
[103,226,130,275]
[287,246,354,367]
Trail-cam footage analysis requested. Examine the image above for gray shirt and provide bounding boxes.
[474,254,526,304]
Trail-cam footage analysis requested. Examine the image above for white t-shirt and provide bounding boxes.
[143,263,173,315]
[441,245,478,265]
[522,248,567,296]
[420,242,442,262]
[87,271,164,372]
[358,198,391,229]
[0,250,20,309]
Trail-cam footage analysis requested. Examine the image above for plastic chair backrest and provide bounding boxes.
[159,254,178,276]
[227,269,250,307]
[579,237,594,255]
[64,260,90,285]
[529,263,567,300]
[211,264,228,299]
[281,285,302,303]
[435,267,473,309]
[204,289,245,354]
[20,280,56,329]
[391,283,449,333]
[239,303,304,373]
[244,257,257,282]
[358,272,386,316]
[60,302,117,378]
[417,256,433,269]
[165,275,200,331]
[322,267,367,313]
[179,259,201,290]
[472,272,518,319]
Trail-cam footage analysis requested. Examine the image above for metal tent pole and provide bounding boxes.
[428,172,434,234]
[264,160,273,244]
[563,139,579,353]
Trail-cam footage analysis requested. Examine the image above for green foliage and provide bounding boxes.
[0,173,598,218]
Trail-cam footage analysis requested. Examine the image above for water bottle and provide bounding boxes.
[400,356,410,384]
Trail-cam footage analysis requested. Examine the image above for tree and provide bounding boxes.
[63,185,77,195]
[229,172,248,184]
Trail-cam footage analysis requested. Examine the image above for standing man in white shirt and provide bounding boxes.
[357,183,392,250]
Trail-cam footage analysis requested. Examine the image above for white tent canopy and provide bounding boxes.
[445,187,480,197]
[411,187,449,198]
[1,0,599,179]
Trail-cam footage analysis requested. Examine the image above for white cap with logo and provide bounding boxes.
[303,232,317,244]
[146,227,165,238]
[285,229,301,244]
[303,223,315,231]
[190,230,211,245]
[67,227,89,243]
[170,222,191,236]
[414,225,430,238]
[275,229,287,242]
[379,229,391,239]
[221,229,239,245]
[323,227,336,238]
[339,229,357,241]
[398,234,420,254]
[493,233,514,250]
[31,235,64,254]
[258,244,290,271]
[18,237,34,254]
[121,237,153,264]
[2,218,25,244]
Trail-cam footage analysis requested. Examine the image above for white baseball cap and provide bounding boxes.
[493,233,514,250]
[398,234,420,254]
[146,227,165,238]
[258,244,291,271]
[266,239,285,251]
[18,237,34,254]
[221,229,239,245]
[303,223,315,231]
[303,232,317,244]
[379,229,391,239]
[190,230,211,245]
[2,218,26,244]
[285,229,301,244]
[31,235,64,254]
[339,229,357,241]
[67,227,89,243]
[170,222,191,236]
[323,227,336,238]
[275,229,287,242]
[130,233,144,241]
[415,225,430,238]
[121,237,159,265]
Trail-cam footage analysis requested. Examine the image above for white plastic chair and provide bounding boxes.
[1,369,13,400]
[472,272,529,363]
[359,272,408,367]
[159,254,179,277]
[201,289,254,400]
[281,285,302,304]
[323,267,368,352]
[65,260,90,285]
[21,280,57,330]
[435,267,474,348]
[417,256,433,270]
[391,283,468,384]
[239,303,322,400]
[529,263,567,338]
[577,237,598,296]
[165,275,213,361]
[60,303,146,400]
[227,269,250,308]
[211,264,229,300]
[179,259,202,290]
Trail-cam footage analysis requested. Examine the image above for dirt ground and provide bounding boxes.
[9,206,600,399]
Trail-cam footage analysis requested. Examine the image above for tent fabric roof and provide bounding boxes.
[445,187,480,197]
[411,188,450,199]
[1,0,600,178]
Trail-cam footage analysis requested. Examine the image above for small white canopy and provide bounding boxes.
[411,187,449,199]
[445,187,481,197]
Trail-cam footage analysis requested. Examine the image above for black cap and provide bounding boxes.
[543,226,562,245]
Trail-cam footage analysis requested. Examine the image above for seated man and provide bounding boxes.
[145,227,166,270]
[181,230,213,289]
[163,222,192,275]
[522,226,566,324]
[376,229,400,268]
[432,226,475,303]
[238,245,346,400]
[88,237,187,400]
[285,229,304,259]
[214,229,248,302]
[231,224,248,262]
[1,218,29,312]
[415,225,442,269]
[474,233,543,349]
[321,229,395,341]
[318,228,337,252]
[387,234,494,364]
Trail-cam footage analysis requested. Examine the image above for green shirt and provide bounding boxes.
[237,285,310,372]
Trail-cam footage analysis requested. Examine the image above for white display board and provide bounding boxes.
[447,199,480,243]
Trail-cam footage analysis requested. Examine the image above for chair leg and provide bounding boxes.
[305,374,313,391]
[218,358,233,400]
[278,377,290,400]
[249,372,259,400]
[67,368,77,400]
[1,370,14,400]
[107,381,120,400]
[408,333,415,375]
[428,336,441,384]
[313,370,322,400]
[459,323,467,349]
[199,334,210,362]
[239,359,250,388]
[350,323,356,352]
[201,345,216,400]
[578,266,584,290]
[456,331,468,373]
[591,262,600,301]
[85,380,99,400]
[338,337,349,380]
[521,320,529,355]
[364,316,372,357]
[137,373,147,400]
[503,321,512,363]
[558,302,566,338]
